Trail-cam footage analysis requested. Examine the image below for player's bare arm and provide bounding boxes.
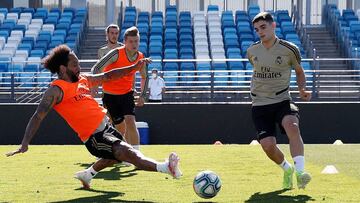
[137,62,150,106]
[87,58,152,88]
[295,64,311,101]
[6,86,62,156]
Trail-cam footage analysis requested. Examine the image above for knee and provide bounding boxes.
[124,117,137,128]
[282,115,300,132]
[113,142,138,162]
[283,120,300,135]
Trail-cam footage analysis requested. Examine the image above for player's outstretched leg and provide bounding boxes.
[260,137,295,189]
[112,141,182,179]
[282,115,311,189]
[74,159,118,189]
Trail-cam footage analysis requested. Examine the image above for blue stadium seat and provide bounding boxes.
[212,62,228,70]
[17,43,32,52]
[179,27,192,35]
[37,34,51,44]
[53,30,67,38]
[197,62,211,71]
[163,72,178,86]
[22,8,35,14]
[10,7,22,14]
[228,61,244,70]
[164,63,179,71]
[30,49,45,58]
[301,62,312,70]
[149,46,163,57]
[164,41,178,49]
[227,48,241,56]
[19,72,36,87]
[248,5,260,16]
[37,70,52,84]
[224,27,237,35]
[13,25,26,34]
[238,33,254,42]
[24,64,39,72]
[179,34,193,42]
[56,23,70,30]
[148,62,163,71]
[0,8,8,15]
[150,27,163,35]
[180,40,193,49]
[45,17,58,25]
[50,8,61,15]
[52,35,65,43]
[10,64,24,72]
[180,62,195,71]
[208,5,219,11]
[179,63,195,83]
[180,54,194,59]
[237,25,253,35]
[0,57,9,72]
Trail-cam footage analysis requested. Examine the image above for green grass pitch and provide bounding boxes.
[0,144,359,202]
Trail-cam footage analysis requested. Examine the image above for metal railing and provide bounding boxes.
[1,58,360,103]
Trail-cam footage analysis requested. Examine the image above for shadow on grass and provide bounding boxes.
[245,189,315,203]
[49,188,155,203]
[74,162,138,180]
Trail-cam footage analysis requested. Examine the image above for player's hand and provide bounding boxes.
[136,58,152,67]
[133,89,138,96]
[6,144,28,157]
[90,87,99,98]
[136,96,145,107]
[299,89,312,101]
[143,57,152,65]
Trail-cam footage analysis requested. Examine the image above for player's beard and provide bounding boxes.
[109,38,117,45]
[66,69,79,82]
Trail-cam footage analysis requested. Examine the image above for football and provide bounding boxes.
[193,170,221,199]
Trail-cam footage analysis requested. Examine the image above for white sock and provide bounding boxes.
[156,162,169,174]
[293,156,305,173]
[278,159,292,171]
[133,145,140,151]
[86,166,98,177]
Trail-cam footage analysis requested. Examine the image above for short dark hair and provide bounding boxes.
[43,45,71,74]
[252,12,274,25]
[105,24,119,33]
[124,26,139,40]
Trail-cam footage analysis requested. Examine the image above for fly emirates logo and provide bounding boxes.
[253,66,282,79]
[74,83,91,101]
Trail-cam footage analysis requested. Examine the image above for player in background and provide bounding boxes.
[98,24,124,59]
[91,26,147,155]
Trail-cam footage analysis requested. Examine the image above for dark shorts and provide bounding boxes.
[251,100,299,140]
[102,91,135,125]
[85,124,124,160]
[148,99,162,103]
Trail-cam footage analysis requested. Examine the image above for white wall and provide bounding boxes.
[14,0,28,7]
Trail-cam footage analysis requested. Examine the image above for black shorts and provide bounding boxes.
[251,100,299,140]
[102,91,135,125]
[148,99,162,103]
[85,124,124,160]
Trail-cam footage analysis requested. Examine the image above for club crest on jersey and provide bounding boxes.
[275,56,282,65]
